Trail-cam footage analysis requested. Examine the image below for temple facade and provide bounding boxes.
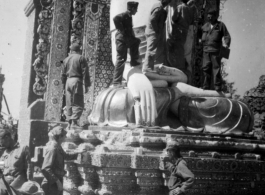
[20,0,265,195]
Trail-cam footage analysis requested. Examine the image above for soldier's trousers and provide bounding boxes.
[65,77,84,121]
[167,28,188,70]
[42,178,63,195]
[142,33,163,72]
[202,51,222,91]
[113,36,141,85]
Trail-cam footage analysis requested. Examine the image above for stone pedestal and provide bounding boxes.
[21,1,265,195]
[30,126,265,195]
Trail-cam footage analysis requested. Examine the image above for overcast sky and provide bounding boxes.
[0,0,28,119]
[0,0,265,119]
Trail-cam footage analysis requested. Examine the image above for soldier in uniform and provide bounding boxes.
[166,0,197,81]
[0,128,32,194]
[61,43,91,129]
[164,141,194,195]
[112,1,141,87]
[142,0,172,74]
[41,126,86,195]
[200,9,231,91]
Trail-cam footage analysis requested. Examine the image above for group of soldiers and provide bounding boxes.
[0,125,85,195]
[60,0,231,129]
[0,0,231,194]
[112,0,231,91]
[0,124,193,195]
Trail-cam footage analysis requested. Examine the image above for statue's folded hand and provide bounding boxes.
[126,67,157,126]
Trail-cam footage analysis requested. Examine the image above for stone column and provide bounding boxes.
[44,0,72,121]
[80,0,114,124]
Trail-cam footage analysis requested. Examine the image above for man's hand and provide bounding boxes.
[223,44,229,49]
[56,180,63,191]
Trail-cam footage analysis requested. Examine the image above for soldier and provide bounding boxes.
[41,126,86,195]
[61,43,91,129]
[112,1,141,87]
[142,0,172,74]
[166,0,197,79]
[0,127,33,194]
[200,9,231,91]
[164,141,194,195]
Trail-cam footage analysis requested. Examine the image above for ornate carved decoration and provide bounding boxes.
[131,155,161,169]
[81,1,114,125]
[32,0,54,96]
[31,126,265,195]
[91,153,131,168]
[44,0,72,121]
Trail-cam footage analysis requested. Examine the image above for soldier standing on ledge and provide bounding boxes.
[61,43,90,129]
[142,0,171,74]
[200,9,231,91]
[164,141,194,195]
[112,1,141,87]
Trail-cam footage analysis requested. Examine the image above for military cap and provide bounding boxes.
[0,128,11,138]
[18,181,39,195]
[49,126,67,137]
[70,43,81,52]
[127,1,139,10]
[208,8,217,16]
[165,140,180,151]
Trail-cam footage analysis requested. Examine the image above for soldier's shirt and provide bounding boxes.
[0,143,31,179]
[41,141,77,184]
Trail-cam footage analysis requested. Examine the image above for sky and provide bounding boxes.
[221,0,265,96]
[0,0,28,119]
[0,0,265,119]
